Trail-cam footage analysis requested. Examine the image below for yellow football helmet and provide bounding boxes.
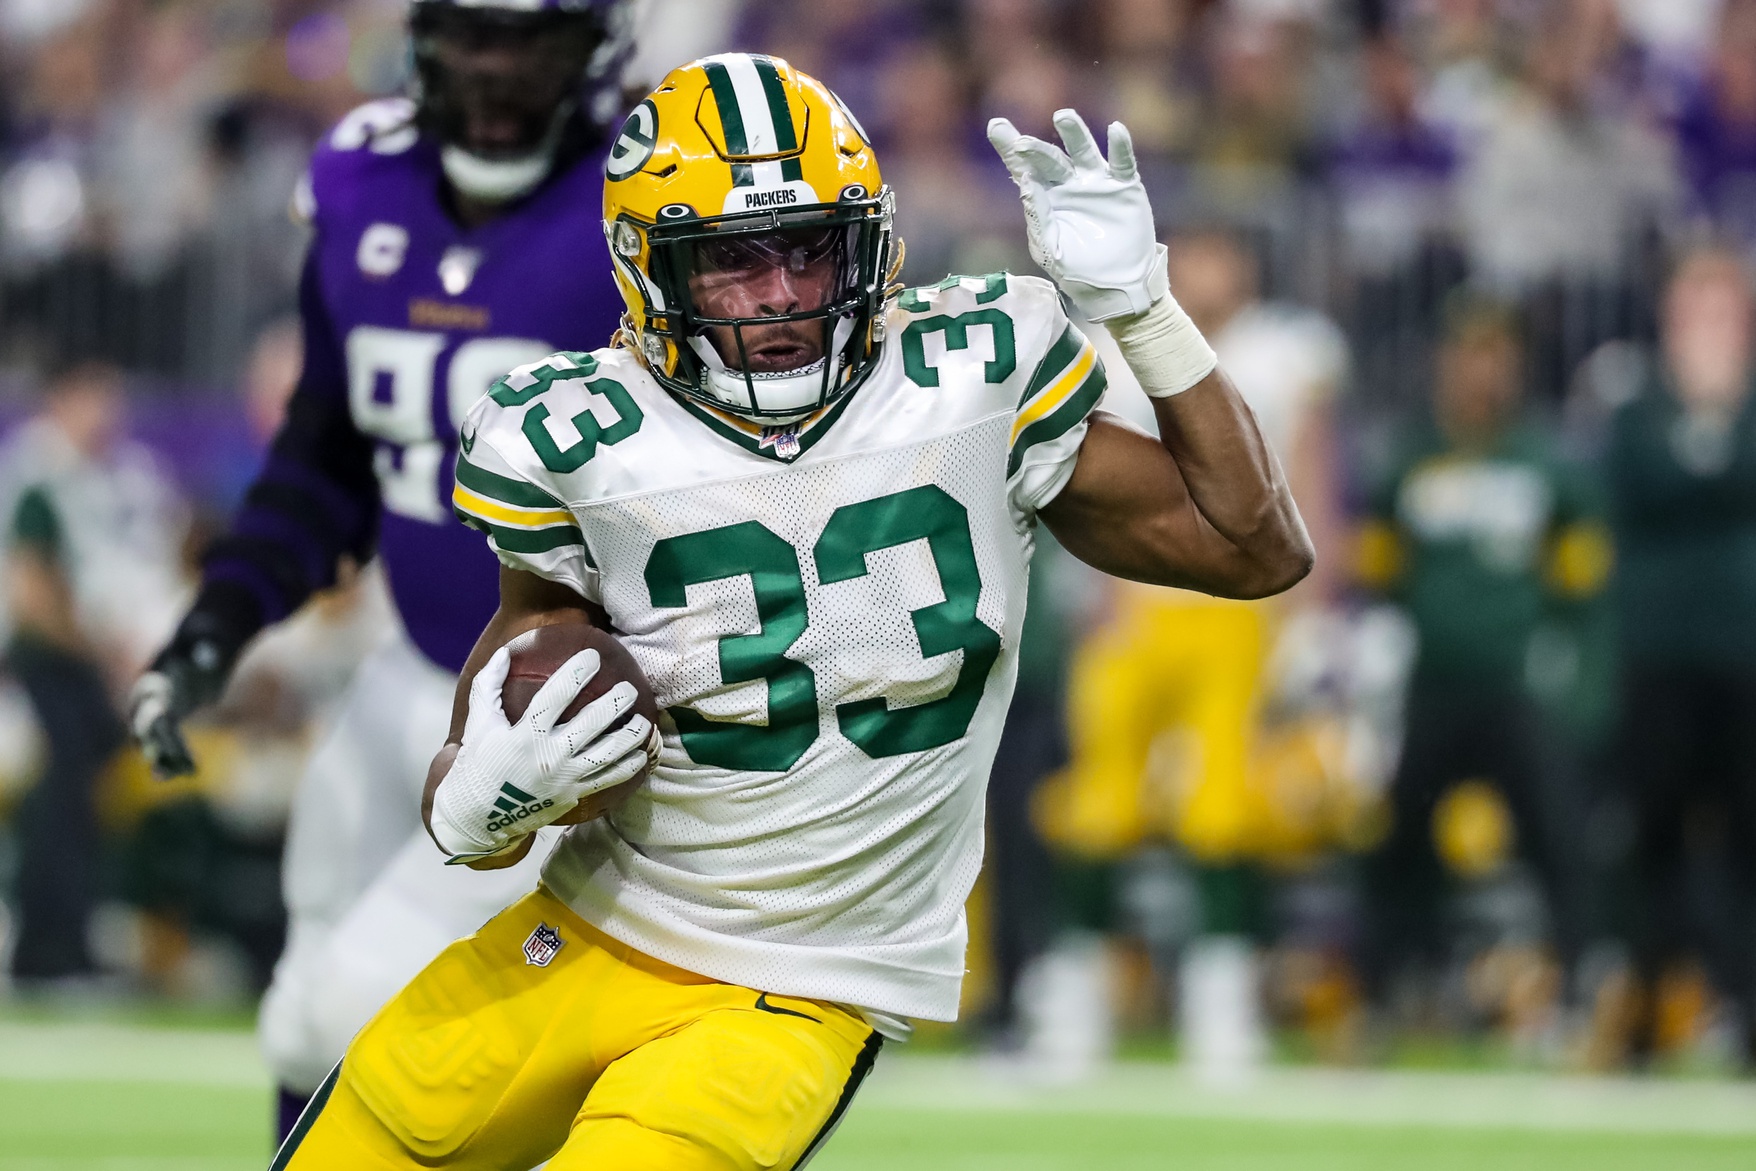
[601,53,896,422]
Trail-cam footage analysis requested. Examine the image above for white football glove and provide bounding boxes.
[429,641,656,863]
[987,109,1169,323]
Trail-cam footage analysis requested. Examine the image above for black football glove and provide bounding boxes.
[129,592,258,778]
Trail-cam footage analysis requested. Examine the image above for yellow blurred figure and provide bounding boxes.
[1044,230,1348,867]
[1432,779,1515,880]
[1044,592,1266,861]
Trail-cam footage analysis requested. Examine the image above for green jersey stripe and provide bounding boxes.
[456,510,586,556]
[1008,361,1107,477]
[672,398,765,456]
[456,454,568,510]
[1019,324,1086,409]
[674,387,862,464]
[753,56,798,152]
[703,62,748,157]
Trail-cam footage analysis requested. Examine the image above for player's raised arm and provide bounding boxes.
[988,111,1313,599]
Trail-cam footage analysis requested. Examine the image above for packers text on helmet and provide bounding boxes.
[601,54,898,423]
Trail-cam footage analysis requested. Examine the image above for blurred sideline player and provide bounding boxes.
[126,0,638,1137]
[1355,299,1604,1029]
[273,54,1311,1169]
[1038,228,1348,1074]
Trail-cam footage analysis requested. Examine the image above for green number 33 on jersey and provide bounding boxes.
[490,351,646,474]
[645,486,1002,771]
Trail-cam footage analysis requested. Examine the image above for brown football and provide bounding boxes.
[502,621,660,824]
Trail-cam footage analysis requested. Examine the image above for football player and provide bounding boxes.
[125,0,638,1140]
[275,54,1311,1169]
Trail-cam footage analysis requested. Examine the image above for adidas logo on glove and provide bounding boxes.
[486,781,554,834]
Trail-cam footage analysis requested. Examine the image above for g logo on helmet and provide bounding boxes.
[606,100,658,181]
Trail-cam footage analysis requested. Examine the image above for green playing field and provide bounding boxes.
[3,1018,1754,1170]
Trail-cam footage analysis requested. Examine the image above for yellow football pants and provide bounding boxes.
[1047,597,1267,861]
[273,885,880,1171]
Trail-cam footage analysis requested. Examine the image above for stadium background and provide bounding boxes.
[3,0,1756,1166]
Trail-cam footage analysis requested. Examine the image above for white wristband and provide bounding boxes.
[1104,293,1218,399]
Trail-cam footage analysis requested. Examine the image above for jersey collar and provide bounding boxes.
[671,388,860,463]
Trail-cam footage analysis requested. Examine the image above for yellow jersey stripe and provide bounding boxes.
[1011,341,1096,447]
[694,397,842,440]
[696,400,768,438]
[451,485,574,530]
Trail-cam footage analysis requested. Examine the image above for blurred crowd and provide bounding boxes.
[2,0,1756,1077]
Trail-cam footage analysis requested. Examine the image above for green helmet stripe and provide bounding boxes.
[752,56,798,153]
[703,61,748,158]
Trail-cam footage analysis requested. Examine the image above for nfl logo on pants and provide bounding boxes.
[523,923,565,967]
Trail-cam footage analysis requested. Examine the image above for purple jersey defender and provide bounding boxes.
[202,99,625,672]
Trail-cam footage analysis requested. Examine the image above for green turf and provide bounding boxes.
[5,1080,1755,1171]
[0,1079,271,1170]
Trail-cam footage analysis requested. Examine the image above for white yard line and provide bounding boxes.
[858,1054,1756,1138]
[0,1021,269,1088]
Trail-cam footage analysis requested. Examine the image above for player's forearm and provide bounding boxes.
[424,568,607,865]
[1148,368,1314,597]
[196,282,380,642]
[443,574,599,743]
[1101,291,1313,597]
[423,604,573,855]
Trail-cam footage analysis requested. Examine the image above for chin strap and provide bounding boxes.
[687,314,859,423]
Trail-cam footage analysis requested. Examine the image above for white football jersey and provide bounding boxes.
[453,274,1105,1022]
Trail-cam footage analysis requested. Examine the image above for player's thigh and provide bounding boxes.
[264,644,464,1090]
[1065,607,1167,762]
[275,888,606,1171]
[1168,605,1265,857]
[259,919,345,1095]
[555,1003,880,1171]
[382,635,459,806]
[279,637,448,924]
[306,825,563,1063]
[1053,606,1191,855]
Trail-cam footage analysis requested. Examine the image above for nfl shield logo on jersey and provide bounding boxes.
[522,923,565,967]
[759,425,803,459]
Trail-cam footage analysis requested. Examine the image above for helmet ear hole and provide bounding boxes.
[612,221,641,257]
